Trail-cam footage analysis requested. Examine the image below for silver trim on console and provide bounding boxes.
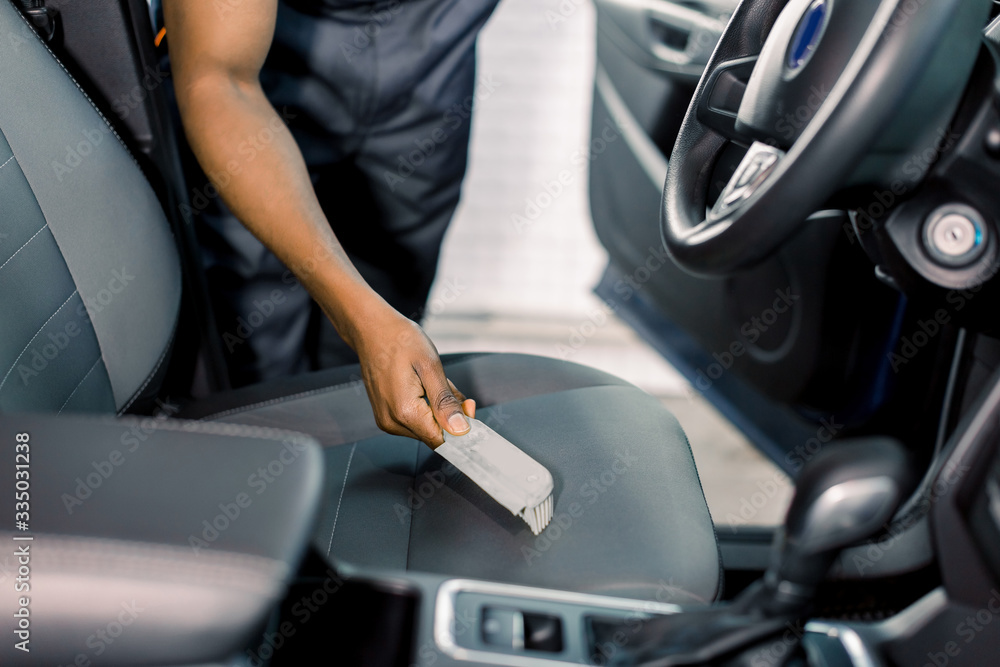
[434,579,681,666]
[806,621,883,667]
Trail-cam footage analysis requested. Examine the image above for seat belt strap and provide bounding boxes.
[16,0,59,42]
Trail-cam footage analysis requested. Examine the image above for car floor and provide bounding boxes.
[422,0,793,527]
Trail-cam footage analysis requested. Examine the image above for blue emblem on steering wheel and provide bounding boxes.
[788,0,829,71]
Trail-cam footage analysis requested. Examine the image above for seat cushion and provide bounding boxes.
[186,353,721,603]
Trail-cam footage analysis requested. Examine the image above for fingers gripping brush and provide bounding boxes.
[438,418,554,535]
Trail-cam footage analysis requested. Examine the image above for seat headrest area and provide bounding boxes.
[0,0,181,415]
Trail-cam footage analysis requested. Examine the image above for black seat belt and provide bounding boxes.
[16,0,59,42]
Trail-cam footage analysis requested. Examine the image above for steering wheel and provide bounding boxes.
[662,0,991,275]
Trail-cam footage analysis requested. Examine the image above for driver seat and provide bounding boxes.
[0,0,719,603]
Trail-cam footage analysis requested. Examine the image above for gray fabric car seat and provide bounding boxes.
[0,0,720,603]
[0,3,180,415]
[182,353,722,602]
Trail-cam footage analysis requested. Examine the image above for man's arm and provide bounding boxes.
[163,0,473,446]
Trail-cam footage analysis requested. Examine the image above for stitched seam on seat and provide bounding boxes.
[0,154,14,171]
[404,442,421,571]
[0,289,77,392]
[0,223,47,274]
[198,353,496,422]
[128,416,317,449]
[326,442,357,558]
[201,379,365,421]
[57,356,103,414]
[196,353,625,448]
[7,2,139,167]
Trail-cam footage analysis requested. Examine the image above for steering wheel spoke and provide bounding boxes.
[709,142,784,220]
[696,56,759,143]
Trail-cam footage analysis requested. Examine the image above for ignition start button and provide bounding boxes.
[923,204,988,266]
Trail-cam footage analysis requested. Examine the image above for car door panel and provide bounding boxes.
[589,0,908,459]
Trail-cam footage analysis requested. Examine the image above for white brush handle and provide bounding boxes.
[437,419,554,515]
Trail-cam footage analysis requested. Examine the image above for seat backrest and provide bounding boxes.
[0,0,180,414]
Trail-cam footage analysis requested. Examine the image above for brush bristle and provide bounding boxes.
[521,494,554,535]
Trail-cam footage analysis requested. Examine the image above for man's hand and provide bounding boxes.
[354,309,475,448]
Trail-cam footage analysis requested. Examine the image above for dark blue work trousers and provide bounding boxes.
[195,0,499,387]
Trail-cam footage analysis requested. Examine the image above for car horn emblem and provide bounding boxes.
[787,0,829,71]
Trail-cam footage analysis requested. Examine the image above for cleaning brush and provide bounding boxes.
[437,418,554,535]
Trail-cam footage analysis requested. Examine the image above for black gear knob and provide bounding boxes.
[761,437,917,614]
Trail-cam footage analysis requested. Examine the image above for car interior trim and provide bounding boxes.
[805,621,881,667]
[434,578,682,665]
[595,63,670,189]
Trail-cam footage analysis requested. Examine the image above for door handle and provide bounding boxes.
[595,0,730,76]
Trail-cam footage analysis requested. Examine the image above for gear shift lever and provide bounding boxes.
[605,438,916,666]
[754,437,916,616]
